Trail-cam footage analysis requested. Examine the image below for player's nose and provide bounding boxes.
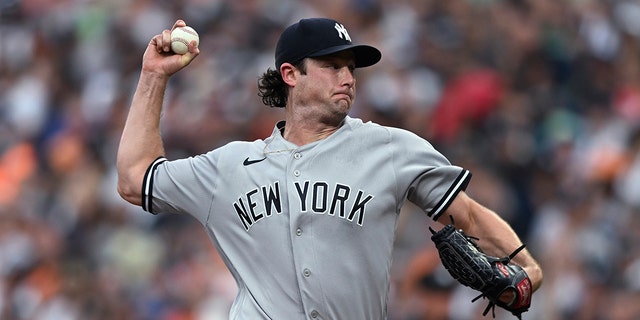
[339,67,355,87]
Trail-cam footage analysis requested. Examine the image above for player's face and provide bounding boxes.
[292,52,357,118]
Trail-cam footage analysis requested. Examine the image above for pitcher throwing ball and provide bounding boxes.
[117,18,543,319]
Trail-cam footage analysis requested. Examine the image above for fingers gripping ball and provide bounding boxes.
[171,26,199,54]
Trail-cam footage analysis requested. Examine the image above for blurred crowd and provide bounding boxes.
[1,0,640,319]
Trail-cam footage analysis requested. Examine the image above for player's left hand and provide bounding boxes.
[430,220,532,319]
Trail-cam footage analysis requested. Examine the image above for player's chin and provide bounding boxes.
[334,96,353,109]
[326,102,351,121]
[335,102,352,116]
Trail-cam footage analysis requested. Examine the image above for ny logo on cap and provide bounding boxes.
[334,23,352,42]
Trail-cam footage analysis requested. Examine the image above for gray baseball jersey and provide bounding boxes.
[142,116,471,320]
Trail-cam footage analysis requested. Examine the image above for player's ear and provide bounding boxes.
[280,62,298,87]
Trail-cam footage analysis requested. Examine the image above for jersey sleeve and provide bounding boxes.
[141,152,220,224]
[389,128,471,221]
[141,156,168,213]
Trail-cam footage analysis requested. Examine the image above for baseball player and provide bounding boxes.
[117,18,543,319]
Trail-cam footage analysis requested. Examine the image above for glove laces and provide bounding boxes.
[471,243,527,319]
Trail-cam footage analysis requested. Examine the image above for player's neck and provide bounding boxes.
[282,113,344,146]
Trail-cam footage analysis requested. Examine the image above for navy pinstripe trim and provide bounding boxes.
[430,169,472,221]
[142,156,167,214]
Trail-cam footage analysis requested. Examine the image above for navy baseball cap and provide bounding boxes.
[275,18,382,70]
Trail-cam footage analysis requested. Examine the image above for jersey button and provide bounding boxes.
[293,170,300,177]
[296,228,302,236]
[310,310,319,318]
[303,268,311,277]
[294,153,302,159]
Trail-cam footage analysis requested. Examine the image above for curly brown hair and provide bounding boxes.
[257,60,307,108]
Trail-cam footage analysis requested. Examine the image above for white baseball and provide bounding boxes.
[171,26,199,55]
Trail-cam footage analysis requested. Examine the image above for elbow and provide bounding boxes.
[116,154,161,207]
[117,181,141,206]
[116,168,143,206]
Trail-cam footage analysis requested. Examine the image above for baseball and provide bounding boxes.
[171,26,199,55]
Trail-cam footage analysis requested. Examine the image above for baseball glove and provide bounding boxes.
[429,217,532,319]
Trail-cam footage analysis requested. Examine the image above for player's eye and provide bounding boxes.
[330,64,355,73]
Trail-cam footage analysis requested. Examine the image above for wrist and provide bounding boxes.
[524,264,543,292]
[140,69,171,82]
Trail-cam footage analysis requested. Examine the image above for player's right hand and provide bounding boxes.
[141,20,200,77]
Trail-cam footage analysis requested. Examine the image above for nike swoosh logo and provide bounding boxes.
[243,157,267,166]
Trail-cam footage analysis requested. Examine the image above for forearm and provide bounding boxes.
[116,71,169,205]
[445,192,543,291]
[116,20,199,206]
[468,206,542,291]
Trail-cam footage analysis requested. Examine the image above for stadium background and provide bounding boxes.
[1,0,639,319]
